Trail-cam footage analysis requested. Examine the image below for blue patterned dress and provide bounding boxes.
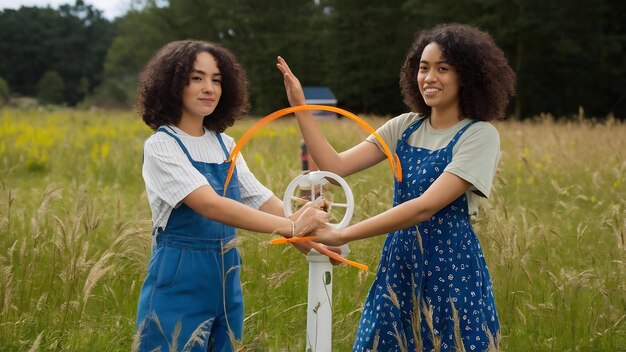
[353,118,499,351]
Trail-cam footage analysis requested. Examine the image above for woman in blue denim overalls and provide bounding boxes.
[134,40,328,352]
[277,24,516,351]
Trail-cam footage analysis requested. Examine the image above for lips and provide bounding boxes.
[199,97,215,106]
[423,87,441,97]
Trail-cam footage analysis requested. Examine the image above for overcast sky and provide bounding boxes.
[0,0,129,20]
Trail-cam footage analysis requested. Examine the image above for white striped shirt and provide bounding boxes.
[142,125,273,231]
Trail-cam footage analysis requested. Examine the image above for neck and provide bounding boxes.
[429,106,462,129]
[177,115,205,137]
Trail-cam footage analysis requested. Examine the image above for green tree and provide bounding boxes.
[104,0,325,114]
[0,76,9,106]
[37,70,65,104]
[401,0,626,119]
[0,6,58,97]
[0,1,115,105]
[78,76,89,101]
[100,0,626,119]
[104,5,176,79]
[101,3,180,107]
[224,0,324,114]
[323,0,415,115]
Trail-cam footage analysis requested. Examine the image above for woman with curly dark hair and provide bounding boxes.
[134,40,327,352]
[277,23,515,351]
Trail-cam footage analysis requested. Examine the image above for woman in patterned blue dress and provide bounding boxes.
[277,24,516,351]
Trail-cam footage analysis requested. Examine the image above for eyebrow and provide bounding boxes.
[419,60,449,65]
[191,69,221,77]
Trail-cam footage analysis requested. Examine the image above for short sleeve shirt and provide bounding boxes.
[142,125,274,230]
[366,112,500,215]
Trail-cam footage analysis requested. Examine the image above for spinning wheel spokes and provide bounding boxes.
[283,171,354,230]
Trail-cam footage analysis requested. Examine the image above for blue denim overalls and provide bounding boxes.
[353,118,499,352]
[136,127,243,352]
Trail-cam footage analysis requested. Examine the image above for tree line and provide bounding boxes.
[1,0,624,119]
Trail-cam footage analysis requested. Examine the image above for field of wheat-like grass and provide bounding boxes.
[0,107,624,351]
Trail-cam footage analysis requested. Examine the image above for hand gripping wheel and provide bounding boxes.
[282,171,354,230]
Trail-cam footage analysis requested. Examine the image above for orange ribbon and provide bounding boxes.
[271,237,368,271]
[223,105,402,194]
[270,237,316,244]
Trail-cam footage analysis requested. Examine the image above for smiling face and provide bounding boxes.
[181,51,222,122]
[417,42,461,116]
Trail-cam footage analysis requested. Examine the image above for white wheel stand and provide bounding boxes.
[283,171,354,352]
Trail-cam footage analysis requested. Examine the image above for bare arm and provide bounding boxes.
[183,185,327,237]
[277,56,386,177]
[310,172,470,246]
[257,193,344,263]
[258,195,311,254]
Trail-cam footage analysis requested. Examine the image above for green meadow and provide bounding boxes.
[0,108,624,351]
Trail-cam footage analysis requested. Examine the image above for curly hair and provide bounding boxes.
[399,24,516,121]
[136,40,249,132]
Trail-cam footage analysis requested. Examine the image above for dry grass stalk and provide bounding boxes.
[27,330,45,352]
[169,321,182,352]
[266,267,297,289]
[131,319,145,352]
[371,332,380,352]
[384,283,400,309]
[182,318,212,352]
[484,327,500,352]
[410,286,423,351]
[421,300,442,352]
[1,263,14,315]
[451,301,466,352]
[223,236,244,254]
[392,322,409,352]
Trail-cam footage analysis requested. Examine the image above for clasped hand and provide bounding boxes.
[288,198,348,247]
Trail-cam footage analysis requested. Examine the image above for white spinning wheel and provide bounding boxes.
[282,170,355,352]
[282,170,354,230]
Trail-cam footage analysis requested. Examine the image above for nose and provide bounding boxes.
[202,81,214,94]
[425,69,437,82]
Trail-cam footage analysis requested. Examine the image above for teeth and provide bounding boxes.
[424,88,439,93]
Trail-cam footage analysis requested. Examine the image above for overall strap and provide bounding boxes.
[447,120,479,149]
[215,132,230,159]
[156,127,194,162]
[399,117,427,144]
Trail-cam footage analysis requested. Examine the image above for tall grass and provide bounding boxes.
[0,108,624,351]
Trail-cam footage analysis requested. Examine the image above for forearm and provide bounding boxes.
[341,172,471,243]
[294,110,345,175]
[342,197,432,242]
[209,197,293,235]
[184,186,294,236]
[277,56,384,176]
[258,195,311,254]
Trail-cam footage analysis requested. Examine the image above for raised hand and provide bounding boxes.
[276,56,307,106]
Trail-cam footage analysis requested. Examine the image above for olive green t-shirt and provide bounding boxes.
[366,112,500,216]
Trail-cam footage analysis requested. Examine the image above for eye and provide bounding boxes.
[438,67,449,72]
[191,76,202,81]
[212,77,222,84]
[418,65,428,72]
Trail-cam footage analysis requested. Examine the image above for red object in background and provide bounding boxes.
[301,140,318,171]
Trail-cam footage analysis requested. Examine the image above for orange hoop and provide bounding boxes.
[223,105,402,193]
[223,105,403,271]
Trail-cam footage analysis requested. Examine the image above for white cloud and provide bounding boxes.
[0,0,130,20]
